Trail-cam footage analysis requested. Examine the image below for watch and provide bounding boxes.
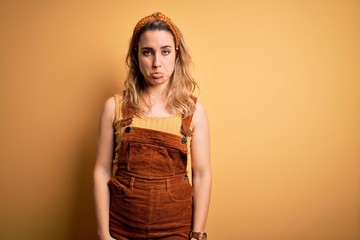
[189,231,207,240]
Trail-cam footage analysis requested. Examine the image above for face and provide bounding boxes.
[138,30,176,87]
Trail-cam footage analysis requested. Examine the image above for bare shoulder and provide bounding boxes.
[103,96,116,112]
[192,100,209,129]
[100,96,116,123]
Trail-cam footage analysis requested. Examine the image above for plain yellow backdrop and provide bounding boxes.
[0,1,359,239]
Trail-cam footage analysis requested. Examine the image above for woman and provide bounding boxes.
[93,12,211,240]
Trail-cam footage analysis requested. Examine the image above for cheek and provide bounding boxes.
[166,57,176,72]
[138,57,150,73]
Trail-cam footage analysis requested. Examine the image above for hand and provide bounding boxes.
[99,234,116,240]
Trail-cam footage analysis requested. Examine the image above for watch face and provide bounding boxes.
[202,233,207,240]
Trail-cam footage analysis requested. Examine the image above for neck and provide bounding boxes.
[142,84,171,117]
[145,82,168,101]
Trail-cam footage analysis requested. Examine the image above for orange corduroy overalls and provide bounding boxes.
[108,99,196,239]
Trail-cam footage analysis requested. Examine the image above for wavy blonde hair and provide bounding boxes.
[122,19,198,117]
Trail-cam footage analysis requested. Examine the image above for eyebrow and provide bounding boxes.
[140,45,173,50]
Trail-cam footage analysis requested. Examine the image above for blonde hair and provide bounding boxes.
[122,14,198,117]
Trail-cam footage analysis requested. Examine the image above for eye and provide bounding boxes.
[162,50,171,55]
[142,50,152,56]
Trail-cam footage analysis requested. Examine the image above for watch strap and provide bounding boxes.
[189,231,207,239]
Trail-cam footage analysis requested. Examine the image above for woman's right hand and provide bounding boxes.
[99,234,116,240]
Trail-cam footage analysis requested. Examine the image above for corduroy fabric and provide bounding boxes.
[108,97,196,239]
[112,94,194,180]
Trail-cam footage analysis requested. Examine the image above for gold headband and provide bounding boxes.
[132,12,180,50]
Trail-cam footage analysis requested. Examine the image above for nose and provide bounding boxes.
[152,53,161,69]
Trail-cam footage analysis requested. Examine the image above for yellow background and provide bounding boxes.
[1,1,359,239]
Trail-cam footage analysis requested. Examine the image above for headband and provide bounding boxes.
[132,12,180,50]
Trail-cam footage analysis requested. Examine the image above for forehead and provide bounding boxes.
[138,30,175,47]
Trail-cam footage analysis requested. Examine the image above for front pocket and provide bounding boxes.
[108,177,131,198]
[168,178,194,202]
[127,143,175,176]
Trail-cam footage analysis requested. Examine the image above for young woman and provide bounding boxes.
[93,12,211,240]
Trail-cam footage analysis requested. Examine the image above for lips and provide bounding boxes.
[150,72,164,79]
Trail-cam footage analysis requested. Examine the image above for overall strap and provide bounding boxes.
[120,99,133,127]
[181,96,197,141]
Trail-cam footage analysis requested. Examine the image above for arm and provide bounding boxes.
[190,100,212,237]
[93,97,116,240]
